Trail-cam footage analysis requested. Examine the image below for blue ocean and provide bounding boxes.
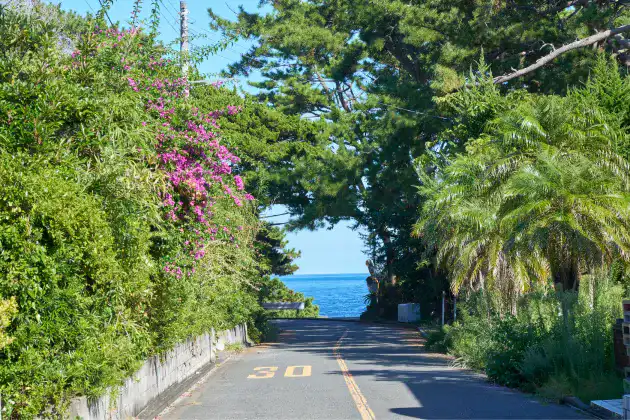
[281,273,369,318]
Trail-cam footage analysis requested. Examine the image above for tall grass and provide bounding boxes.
[427,271,624,401]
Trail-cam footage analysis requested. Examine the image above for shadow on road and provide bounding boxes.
[267,319,584,419]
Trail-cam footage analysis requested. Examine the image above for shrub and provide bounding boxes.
[447,313,494,371]
[440,272,623,401]
[485,317,541,388]
[440,272,624,398]
[521,272,624,400]
[0,4,280,416]
[425,326,451,353]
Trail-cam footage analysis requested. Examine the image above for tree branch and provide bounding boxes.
[493,24,630,84]
[538,0,587,17]
[313,67,334,103]
[335,81,352,112]
[96,0,114,26]
[261,212,291,218]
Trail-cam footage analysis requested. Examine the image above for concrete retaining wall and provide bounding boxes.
[67,324,248,420]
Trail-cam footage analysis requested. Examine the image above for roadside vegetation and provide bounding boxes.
[1,0,630,416]
[0,2,314,417]
[418,57,630,401]
[259,277,320,319]
[426,271,625,402]
[209,0,630,404]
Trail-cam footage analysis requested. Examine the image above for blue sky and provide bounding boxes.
[263,206,368,275]
[50,0,368,275]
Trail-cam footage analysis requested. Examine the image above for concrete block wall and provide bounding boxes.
[67,324,248,420]
[216,323,248,351]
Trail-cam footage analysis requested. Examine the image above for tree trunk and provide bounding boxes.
[557,257,579,291]
[379,227,395,284]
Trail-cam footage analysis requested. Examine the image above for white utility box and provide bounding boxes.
[398,303,420,323]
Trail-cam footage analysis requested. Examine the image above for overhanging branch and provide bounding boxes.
[493,24,630,84]
[261,212,291,219]
[537,0,588,17]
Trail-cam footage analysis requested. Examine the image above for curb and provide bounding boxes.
[139,349,242,420]
[417,326,431,338]
[137,356,224,419]
[561,396,608,419]
[137,336,251,420]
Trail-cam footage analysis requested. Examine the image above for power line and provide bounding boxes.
[163,0,181,18]
[83,0,96,14]
[153,6,449,120]
[188,30,246,61]
[373,101,452,120]
[189,27,251,58]
[188,23,219,42]
[155,1,222,44]
[194,25,251,51]
[162,14,180,35]
[158,0,180,26]
[186,26,271,67]
[158,4,255,55]
[189,77,240,85]
[181,0,189,98]
[185,17,252,52]
[96,0,113,25]
[261,212,291,219]
[187,26,246,57]
[188,27,215,43]
[156,6,180,36]
[153,1,249,68]
[189,41,235,62]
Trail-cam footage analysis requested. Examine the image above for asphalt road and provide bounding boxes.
[160,319,586,419]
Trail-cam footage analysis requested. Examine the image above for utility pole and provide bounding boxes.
[441,291,445,327]
[180,1,189,98]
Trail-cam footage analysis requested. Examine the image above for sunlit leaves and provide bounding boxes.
[418,67,630,297]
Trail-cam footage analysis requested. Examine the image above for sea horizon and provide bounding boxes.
[281,272,369,277]
[280,273,369,317]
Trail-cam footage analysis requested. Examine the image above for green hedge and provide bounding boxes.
[0,5,269,417]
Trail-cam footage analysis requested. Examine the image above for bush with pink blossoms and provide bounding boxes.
[0,5,267,417]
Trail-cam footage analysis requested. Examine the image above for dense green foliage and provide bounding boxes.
[210,0,630,315]
[417,58,630,301]
[1,0,629,414]
[255,222,300,277]
[426,271,624,401]
[259,277,319,318]
[0,3,312,416]
[207,0,630,403]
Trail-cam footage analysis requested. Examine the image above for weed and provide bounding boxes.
[437,271,624,402]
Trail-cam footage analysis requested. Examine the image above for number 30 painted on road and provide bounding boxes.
[247,366,278,379]
[247,366,312,379]
[284,365,312,377]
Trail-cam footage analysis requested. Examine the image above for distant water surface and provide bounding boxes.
[281,273,369,318]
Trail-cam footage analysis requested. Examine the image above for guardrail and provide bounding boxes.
[262,302,305,310]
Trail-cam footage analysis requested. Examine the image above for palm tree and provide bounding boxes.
[416,91,630,302]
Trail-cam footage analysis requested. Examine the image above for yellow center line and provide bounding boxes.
[333,329,376,420]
